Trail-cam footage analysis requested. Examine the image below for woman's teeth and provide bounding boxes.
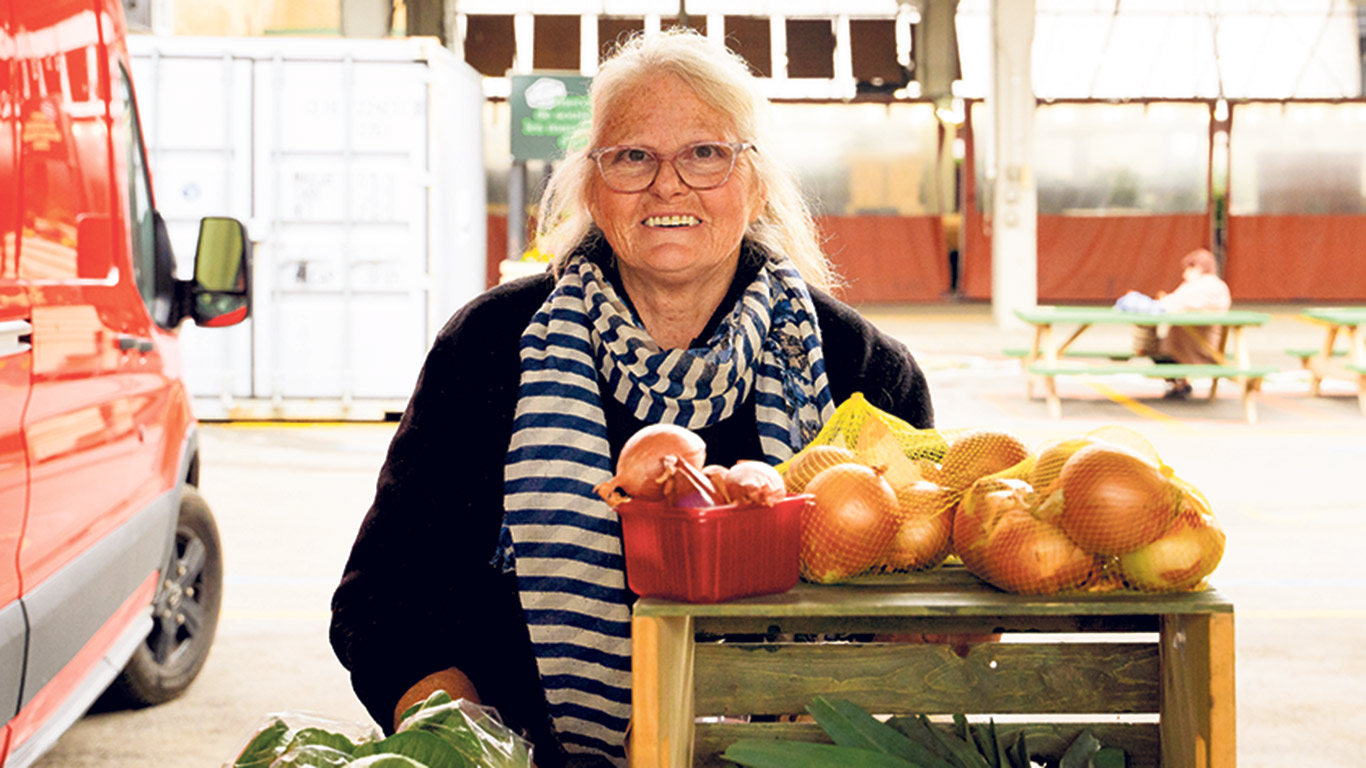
[644,215,700,228]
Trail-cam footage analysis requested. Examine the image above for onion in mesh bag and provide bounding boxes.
[800,463,897,583]
[1053,443,1180,556]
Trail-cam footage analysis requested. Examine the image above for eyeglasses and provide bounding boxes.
[589,141,755,193]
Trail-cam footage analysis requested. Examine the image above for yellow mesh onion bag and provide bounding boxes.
[778,394,1225,593]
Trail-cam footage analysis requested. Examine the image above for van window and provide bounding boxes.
[115,62,156,310]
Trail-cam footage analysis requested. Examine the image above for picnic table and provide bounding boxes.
[629,569,1235,768]
[1012,306,1275,423]
[1299,306,1366,415]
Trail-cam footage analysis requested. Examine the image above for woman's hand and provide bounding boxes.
[393,667,481,732]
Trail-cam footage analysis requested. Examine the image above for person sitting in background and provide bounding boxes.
[1128,248,1232,399]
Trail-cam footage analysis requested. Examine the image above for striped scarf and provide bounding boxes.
[500,243,834,763]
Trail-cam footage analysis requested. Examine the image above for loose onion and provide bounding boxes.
[594,424,706,503]
[878,481,954,572]
[782,445,856,494]
[1056,444,1179,555]
[800,463,898,584]
[720,460,786,507]
[939,429,1031,491]
[664,457,719,507]
[701,465,732,503]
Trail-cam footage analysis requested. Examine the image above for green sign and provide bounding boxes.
[511,74,592,161]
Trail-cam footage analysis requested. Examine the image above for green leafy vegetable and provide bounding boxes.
[353,730,472,768]
[1059,729,1103,768]
[1091,746,1127,768]
[273,744,354,767]
[723,739,923,767]
[234,718,290,767]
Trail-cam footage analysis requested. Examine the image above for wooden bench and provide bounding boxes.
[1297,308,1366,413]
[1002,347,1135,361]
[1023,363,1277,423]
[1284,347,1347,369]
[630,569,1235,768]
[1012,306,1274,423]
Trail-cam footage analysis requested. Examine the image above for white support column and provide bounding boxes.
[989,0,1037,329]
[580,13,599,75]
[833,15,854,99]
[770,14,787,81]
[707,14,726,47]
[512,12,534,74]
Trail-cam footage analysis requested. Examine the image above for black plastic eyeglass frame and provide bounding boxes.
[589,141,756,192]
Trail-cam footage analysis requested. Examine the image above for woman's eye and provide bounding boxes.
[620,148,651,164]
[692,144,717,159]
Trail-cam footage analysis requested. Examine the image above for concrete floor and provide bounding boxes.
[32,301,1366,767]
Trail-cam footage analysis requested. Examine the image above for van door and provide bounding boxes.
[13,0,172,723]
[0,0,32,740]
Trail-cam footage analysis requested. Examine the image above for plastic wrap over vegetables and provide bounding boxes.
[227,691,532,768]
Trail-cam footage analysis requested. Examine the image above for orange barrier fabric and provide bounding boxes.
[1226,215,1366,300]
[488,214,949,302]
[486,213,509,290]
[961,213,1210,301]
[817,215,949,304]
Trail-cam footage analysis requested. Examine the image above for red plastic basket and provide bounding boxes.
[615,495,810,603]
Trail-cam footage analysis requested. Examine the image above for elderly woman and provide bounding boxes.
[330,29,933,768]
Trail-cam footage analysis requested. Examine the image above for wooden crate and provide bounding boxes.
[629,568,1234,768]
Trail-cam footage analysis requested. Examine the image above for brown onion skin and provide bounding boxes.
[1028,437,1093,495]
[783,445,857,494]
[1117,492,1225,591]
[721,460,786,506]
[878,481,954,572]
[939,429,1031,491]
[800,463,898,584]
[601,424,706,501]
[701,465,732,503]
[1057,444,1179,555]
[952,477,1033,574]
[982,509,1099,593]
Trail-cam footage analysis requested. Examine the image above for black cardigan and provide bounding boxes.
[329,259,934,767]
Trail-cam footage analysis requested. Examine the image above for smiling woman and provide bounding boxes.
[330,28,936,768]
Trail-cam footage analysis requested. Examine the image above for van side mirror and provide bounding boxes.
[189,216,251,328]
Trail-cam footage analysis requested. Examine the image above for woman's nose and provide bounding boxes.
[649,158,689,197]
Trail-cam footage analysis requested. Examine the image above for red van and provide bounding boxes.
[1,0,249,765]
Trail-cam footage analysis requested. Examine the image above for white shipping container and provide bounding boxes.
[129,35,486,418]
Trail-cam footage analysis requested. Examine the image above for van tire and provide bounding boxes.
[102,485,223,708]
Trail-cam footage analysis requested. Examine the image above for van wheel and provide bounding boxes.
[102,485,223,708]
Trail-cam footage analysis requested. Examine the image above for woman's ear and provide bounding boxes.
[748,179,768,225]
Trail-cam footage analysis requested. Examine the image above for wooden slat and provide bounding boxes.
[1161,613,1237,768]
[694,641,1159,716]
[695,613,1159,636]
[635,572,1234,620]
[629,615,695,768]
[693,721,1161,768]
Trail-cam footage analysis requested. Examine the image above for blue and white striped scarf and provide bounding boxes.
[500,243,834,762]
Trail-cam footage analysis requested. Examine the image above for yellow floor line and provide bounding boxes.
[1084,380,1185,425]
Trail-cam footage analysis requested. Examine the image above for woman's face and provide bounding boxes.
[587,73,765,289]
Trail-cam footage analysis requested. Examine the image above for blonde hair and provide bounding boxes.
[536,29,838,292]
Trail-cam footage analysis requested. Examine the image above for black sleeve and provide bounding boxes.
[811,288,935,430]
[329,275,557,744]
